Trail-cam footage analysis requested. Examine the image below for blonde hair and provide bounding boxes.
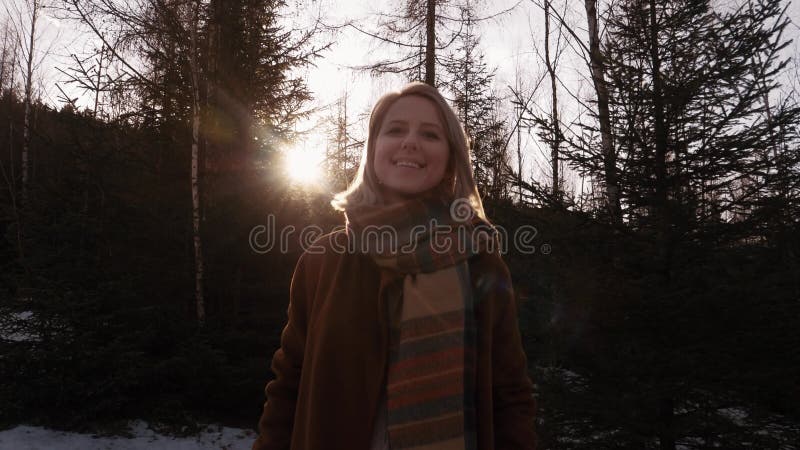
[331,82,487,220]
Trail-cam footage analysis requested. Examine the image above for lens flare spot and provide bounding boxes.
[284,144,323,185]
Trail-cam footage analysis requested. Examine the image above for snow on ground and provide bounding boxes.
[0,311,38,343]
[0,420,257,450]
[717,406,749,427]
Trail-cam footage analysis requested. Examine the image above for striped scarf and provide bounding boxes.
[346,194,493,450]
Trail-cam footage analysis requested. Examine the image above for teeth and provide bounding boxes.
[396,160,422,168]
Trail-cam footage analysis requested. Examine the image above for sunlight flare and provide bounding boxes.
[284,142,324,185]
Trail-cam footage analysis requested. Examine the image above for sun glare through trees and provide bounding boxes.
[284,142,324,185]
[1,0,799,447]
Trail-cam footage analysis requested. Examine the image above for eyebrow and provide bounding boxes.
[384,119,443,130]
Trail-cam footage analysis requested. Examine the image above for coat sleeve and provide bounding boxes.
[252,252,315,450]
[490,254,537,450]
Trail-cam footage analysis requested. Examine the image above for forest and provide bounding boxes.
[0,0,798,448]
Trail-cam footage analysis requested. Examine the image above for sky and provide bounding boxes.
[291,0,800,197]
[3,0,800,198]
[287,0,590,194]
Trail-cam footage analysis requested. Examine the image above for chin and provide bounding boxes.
[384,186,446,203]
[393,186,436,197]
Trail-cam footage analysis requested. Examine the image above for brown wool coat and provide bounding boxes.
[253,231,536,450]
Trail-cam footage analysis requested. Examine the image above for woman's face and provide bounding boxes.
[373,95,450,204]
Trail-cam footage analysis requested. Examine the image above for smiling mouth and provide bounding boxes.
[394,160,425,169]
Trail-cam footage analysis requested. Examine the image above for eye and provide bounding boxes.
[422,131,441,140]
[385,127,405,135]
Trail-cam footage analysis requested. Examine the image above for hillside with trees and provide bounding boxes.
[1,0,798,448]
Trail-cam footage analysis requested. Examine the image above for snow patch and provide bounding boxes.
[717,407,749,426]
[0,421,257,450]
[0,311,39,343]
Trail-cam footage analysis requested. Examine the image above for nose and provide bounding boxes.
[401,131,419,150]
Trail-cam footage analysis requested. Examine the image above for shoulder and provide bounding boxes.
[289,229,379,310]
[292,228,365,277]
[296,228,346,259]
[289,229,350,298]
[468,250,514,303]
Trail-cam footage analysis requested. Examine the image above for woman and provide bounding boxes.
[253,82,536,450]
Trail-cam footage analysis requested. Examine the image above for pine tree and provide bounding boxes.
[600,0,799,240]
[323,91,362,191]
[62,0,320,324]
[578,0,800,446]
[440,3,507,200]
[585,0,621,222]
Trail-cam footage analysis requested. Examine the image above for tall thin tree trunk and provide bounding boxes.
[336,91,349,187]
[544,0,561,204]
[9,121,14,185]
[342,91,348,182]
[204,1,217,216]
[22,0,39,205]
[93,43,106,118]
[462,14,471,134]
[755,62,788,208]
[647,0,672,280]
[8,40,17,97]
[4,120,28,281]
[189,0,206,326]
[0,22,10,92]
[647,1,675,447]
[517,104,523,203]
[80,43,107,254]
[585,0,620,222]
[425,0,435,86]
[649,0,668,231]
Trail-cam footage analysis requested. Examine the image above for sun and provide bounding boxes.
[284,143,324,185]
